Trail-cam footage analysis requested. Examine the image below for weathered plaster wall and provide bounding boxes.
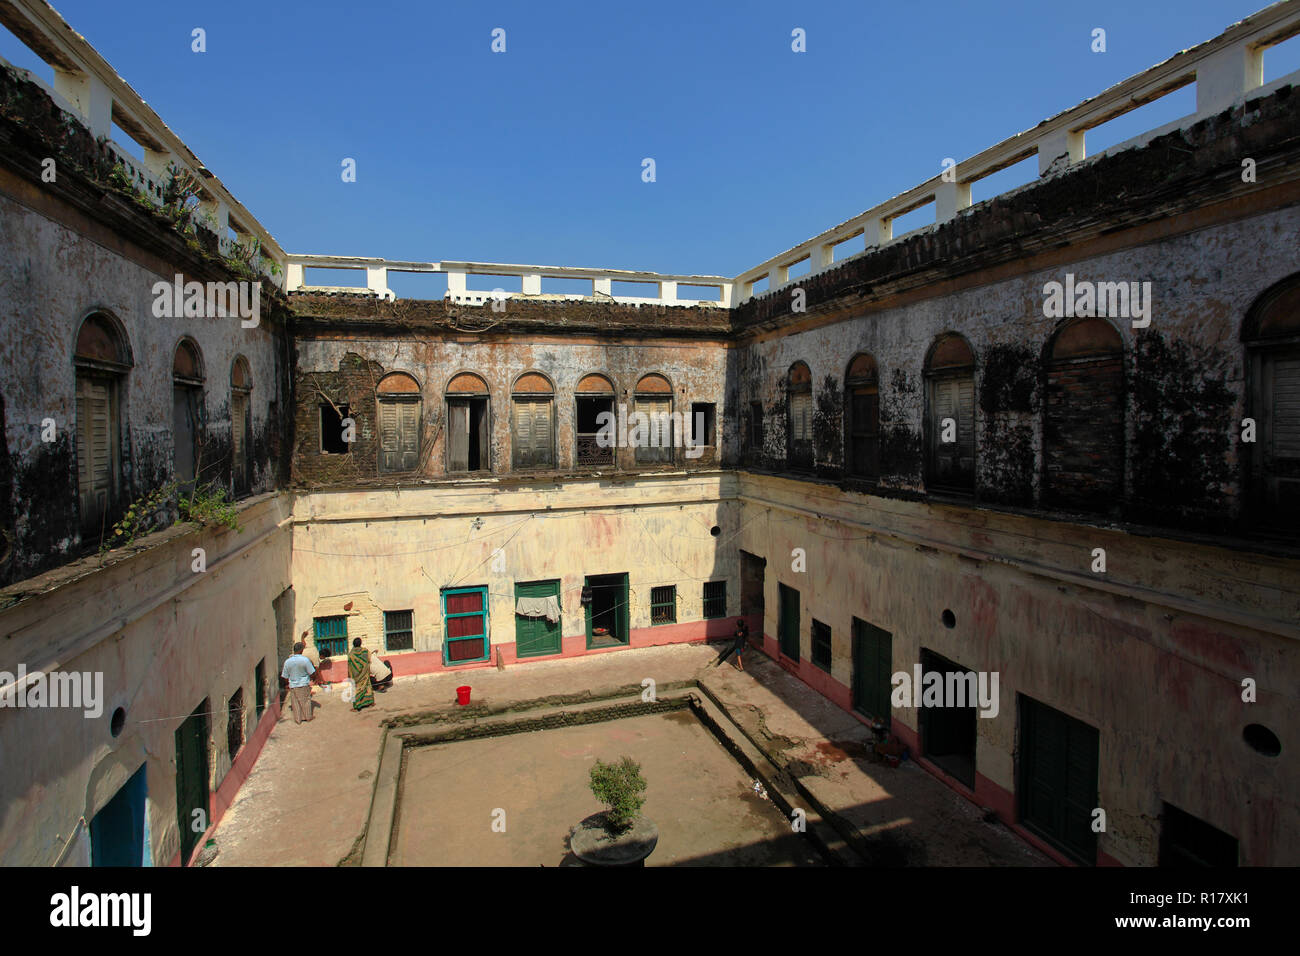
[735,206,1300,533]
[290,333,731,483]
[289,476,740,667]
[0,494,292,866]
[0,185,285,585]
[737,472,1299,866]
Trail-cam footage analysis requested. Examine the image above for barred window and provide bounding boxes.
[703,581,726,619]
[384,609,414,651]
[650,585,676,625]
[313,615,348,657]
[811,619,832,672]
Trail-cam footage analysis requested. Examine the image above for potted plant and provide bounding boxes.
[589,756,647,832]
[570,755,658,866]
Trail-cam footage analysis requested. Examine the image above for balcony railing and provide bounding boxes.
[576,434,614,467]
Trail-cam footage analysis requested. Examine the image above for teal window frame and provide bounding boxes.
[384,609,414,651]
[650,585,676,625]
[441,585,490,665]
[313,615,348,657]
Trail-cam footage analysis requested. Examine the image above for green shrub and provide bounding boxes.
[179,482,242,532]
[589,756,647,832]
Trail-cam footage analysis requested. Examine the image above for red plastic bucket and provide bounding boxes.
[456,685,472,706]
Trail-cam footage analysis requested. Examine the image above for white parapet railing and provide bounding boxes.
[283,255,733,308]
[0,0,287,284]
[732,0,1300,305]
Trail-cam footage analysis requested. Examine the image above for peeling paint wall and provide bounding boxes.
[289,477,740,662]
[734,206,1300,533]
[0,496,291,866]
[290,329,731,484]
[0,187,287,585]
[738,472,1300,866]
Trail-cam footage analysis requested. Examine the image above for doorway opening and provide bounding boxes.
[448,397,490,473]
[585,573,629,649]
[1158,803,1238,867]
[919,649,977,789]
[91,763,147,866]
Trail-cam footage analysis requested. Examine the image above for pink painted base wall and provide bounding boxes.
[750,631,1111,868]
[317,617,734,680]
[171,694,282,866]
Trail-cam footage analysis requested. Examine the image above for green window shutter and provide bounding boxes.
[514,580,561,657]
[1020,696,1099,863]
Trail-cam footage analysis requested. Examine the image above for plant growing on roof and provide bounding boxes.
[588,755,647,832]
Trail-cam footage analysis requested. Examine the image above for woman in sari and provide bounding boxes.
[348,638,374,711]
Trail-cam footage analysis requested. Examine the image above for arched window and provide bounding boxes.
[172,338,204,490]
[787,362,813,470]
[924,334,975,492]
[512,372,555,469]
[446,372,490,473]
[376,372,421,474]
[634,373,673,465]
[231,356,252,495]
[1043,318,1124,511]
[1244,274,1300,527]
[74,313,132,535]
[576,373,615,467]
[845,353,879,479]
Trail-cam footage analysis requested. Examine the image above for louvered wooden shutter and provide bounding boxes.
[448,401,469,472]
[790,391,812,442]
[398,401,419,471]
[1272,357,1300,459]
[930,374,974,487]
[636,397,672,463]
[77,375,112,529]
[850,389,879,477]
[513,399,534,467]
[956,376,975,479]
[531,400,553,466]
[231,391,248,488]
[379,399,398,472]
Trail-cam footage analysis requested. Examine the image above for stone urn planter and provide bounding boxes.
[570,811,658,867]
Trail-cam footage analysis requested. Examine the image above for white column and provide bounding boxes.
[285,262,304,292]
[593,277,612,297]
[1196,43,1264,115]
[521,274,541,295]
[366,266,390,299]
[659,280,678,303]
[865,218,891,247]
[1037,128,1084,175]
[935,180,972,222]
[814,243,834,271]
[53,70,111,138]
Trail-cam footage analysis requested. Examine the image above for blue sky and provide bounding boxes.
[3,0,1298,295]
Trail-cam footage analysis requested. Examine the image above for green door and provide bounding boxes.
[174,701,209,865]
[1020,695,1100,864]
[852,618,892,725]
[778,584,800,661]
[515,579,562,657]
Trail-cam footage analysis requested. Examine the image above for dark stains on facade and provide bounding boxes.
[878,367,921,486]
[978,344,1039,507]
[813,375,842,477]
[1129,333,1236,531]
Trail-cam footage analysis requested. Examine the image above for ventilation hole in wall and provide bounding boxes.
[710,526,721,537]
[942,609,956,629]
[110,707,126,738]
[1243,724,1281,756]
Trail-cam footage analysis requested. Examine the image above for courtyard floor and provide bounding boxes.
[210,642,1050,867]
